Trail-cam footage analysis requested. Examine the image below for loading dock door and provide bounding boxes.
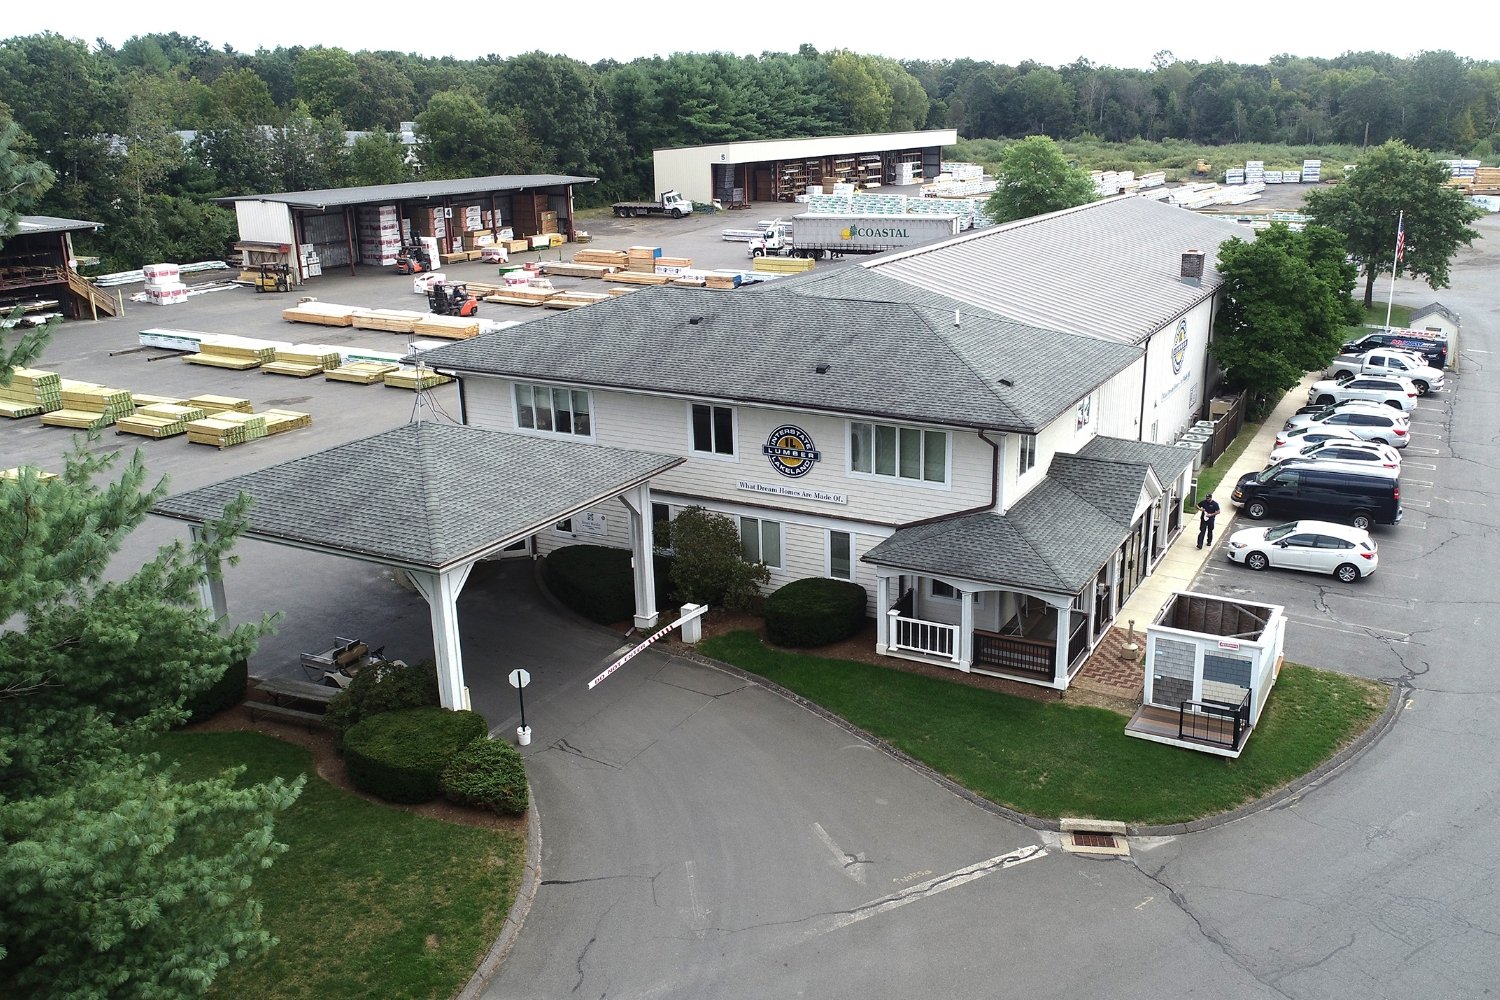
[300,210,351,269]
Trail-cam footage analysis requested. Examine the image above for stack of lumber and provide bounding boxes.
[504,238,531,254]
[606,287,635,297]
[603,271,672,286]
[131,392,183,407]
[185,416,252,449]
[752,256,815,274]
[184,336,279,371]
[41,381,135,429]
[0,367,62,418]
[412,314,481,339]
[260,408,312,435]
[263,344,343,378]
[188,394,253,415]
[705,272,743,290]
[1,466,58,482]
[116,401,205,438]
[351,308,425,333]
[626,246,662,273]
[281,301,358,326]
[541,261,617,279]
[383,368,453,390]
[482,286,557,307]
[214,411,269,441]
[326,361,399,385]
[573,249,628,268]
[453,280,506,297]
[655,256,692,270]
[545,291,611,310]
[669,275,707,287]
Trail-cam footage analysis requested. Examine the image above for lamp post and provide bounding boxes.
[508,668,531,746]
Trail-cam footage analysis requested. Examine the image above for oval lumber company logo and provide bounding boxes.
[1171,318,1189,374]
[762,424,821,478]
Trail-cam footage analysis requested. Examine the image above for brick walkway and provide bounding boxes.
[1072,626,1147,700]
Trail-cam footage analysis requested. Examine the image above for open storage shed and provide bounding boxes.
[1126,591,1287,757]
[653,130,958,205]
[218,173,596,286]
[1,216,119,320]
[151,421,681,714]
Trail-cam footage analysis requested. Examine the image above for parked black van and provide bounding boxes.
[1230,460,1402,530]
[1341,330,1448,369]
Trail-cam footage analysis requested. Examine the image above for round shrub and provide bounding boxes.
[442,738,529,815]
[343,706,488,804]
[183,657,247,724]
[764,578,869,647]
[325,658,440,745]
[545,545,675,625]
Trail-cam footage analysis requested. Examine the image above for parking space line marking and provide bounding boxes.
[813,822,868,885]
[1283,614,1411,641]
[1402,479,1434,487]
[808,845,1046,937]
[1403,462,1437,470]
[1410,431,1443,439]
[1321,592,1415,609]
[1404,500,1430,508]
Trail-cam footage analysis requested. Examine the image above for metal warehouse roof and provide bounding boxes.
[13,215,103,235]
[865,196,1249,346]
[415,267,1140,435]
[654,130,957,162]
[218,174,597,210]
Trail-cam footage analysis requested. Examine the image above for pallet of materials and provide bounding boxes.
[705,272,743,289]
[41,382,135,429]
[281,302,358,327]
[187,394,253,415]
[325,361,400,385]
[214,411,269,441]
[573,249,628,268]
[752,257,815,274]
[482,287,556,307]
[383,368,453,390]
[411,314,481,339]
[545,291,611,310]
[185,416,253,449]
[116,413,188,438]
[603,271,673,286]
[184,336,280,371]
[606,288,635,297]
[0,367,63,416]
[131,392,184,408]
[262,344,344,378]
[351,309,426,334]
[504,239,531,254]
[1,466,58,482]
[260,408,312,434]
[540,261,618,279]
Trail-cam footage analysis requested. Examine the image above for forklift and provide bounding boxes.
[426,281,479,318]
[396,242,432,275]
[250,262,291,293]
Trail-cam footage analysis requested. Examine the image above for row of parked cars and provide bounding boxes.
[1220,330,1449,583]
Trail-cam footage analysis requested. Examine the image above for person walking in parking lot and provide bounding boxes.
[1196,492,1221,549]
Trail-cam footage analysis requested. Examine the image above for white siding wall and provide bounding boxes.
[1097,355,1147,440]
[997,393,1099,510]
[234,201,294,244]
[1140,297,1214,444]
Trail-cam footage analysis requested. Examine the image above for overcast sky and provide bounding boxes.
[7,4,1479,69]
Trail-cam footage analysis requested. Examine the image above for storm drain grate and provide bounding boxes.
[1070,831,1119,849]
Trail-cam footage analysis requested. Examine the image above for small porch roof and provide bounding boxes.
[1076,435,1196,489]
[864,440,1167,595]
[151,421,683,571]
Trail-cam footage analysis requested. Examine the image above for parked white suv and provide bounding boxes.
[1280,407,1410,448]
[1308,374,1419,412]
[1268,437,1402,469]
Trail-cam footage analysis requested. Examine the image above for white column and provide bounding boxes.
[408,564,475,711]
[619,483,659,629]
[189,525,228,625]
[876,573,892,654]
[1052,596,1071,689]
[956,588,974,672]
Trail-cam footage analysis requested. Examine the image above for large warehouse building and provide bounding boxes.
[219,174,596,285]
[653,130,958,205]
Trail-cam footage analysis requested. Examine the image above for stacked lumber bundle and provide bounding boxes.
[752,256,815,274]
[603,271,672,286]
[214,411,269,441]
[131,392,183,408]
[184,336,279,371]
[41,381,135,429]
[260,408,312,434]
[351,308,426,334]
[705,272,743,290]
[263,344,343,378]
[1,466,58,482]
[606,287,635,297]
[481,286,556,307]
[116,400,206,438]
[626,246,662,273]
[383,368,453,390]
[573,249,628,268]
[0,367,62,418]
[281,301,358,326]
[142,402,207,422]
[326,361,400,385]
[541,261,618,279]
[669,275,707,287]
[412,314,480,339]
[504,238,531,254]
[185,416,251,449]
[188,394,253,415]
[655,256,692,270]
[545,291,611,310]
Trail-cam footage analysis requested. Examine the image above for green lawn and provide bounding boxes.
[154,732,525,1000]
[1355,303,1413,328]
[700,631,1385,825]
[1186,421,1258,510]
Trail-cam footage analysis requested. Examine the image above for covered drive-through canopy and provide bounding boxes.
[151,421,683,710]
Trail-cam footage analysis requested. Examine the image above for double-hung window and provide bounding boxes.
[849,421,947,484]
[515,383,592,437]
[828,530,852,581]
[1018,433,1037,475]
[740,516,782,569]
[691,403,735,456]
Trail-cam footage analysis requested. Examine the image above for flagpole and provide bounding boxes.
[1383,210,1404,331]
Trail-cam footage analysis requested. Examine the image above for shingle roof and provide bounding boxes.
[417,268,1140,434]
[1077,435,1196,491]
[864,196,1248,345]
[1409,302,1460,325]
[14,215,102,235]
[151,422,681,571]
[218,174,595,209]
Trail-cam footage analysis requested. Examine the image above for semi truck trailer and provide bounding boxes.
[747,213,961,258]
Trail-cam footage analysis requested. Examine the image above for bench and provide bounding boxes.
[244,700,331,729]
[256,676,339,707]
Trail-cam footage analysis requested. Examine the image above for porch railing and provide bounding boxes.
[1178,691,1252,749]
[887,612,957,660]
[973,631,1054,679]
[1067,611,1090,666]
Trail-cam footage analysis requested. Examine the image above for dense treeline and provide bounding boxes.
[1,31,1496,269]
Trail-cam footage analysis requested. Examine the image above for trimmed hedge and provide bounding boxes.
[545,544,674,625]
[343,706,488,804]
[325,659,440,746]
[442,738,529,815]
[183,658,247,723]
[764,578,869,647]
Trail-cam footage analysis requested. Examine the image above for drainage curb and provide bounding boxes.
[457,787,542,1000]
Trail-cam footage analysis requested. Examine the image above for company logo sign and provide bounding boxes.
[841,224,910,241]
[1171,318,1189,374]
[762,424,821,478]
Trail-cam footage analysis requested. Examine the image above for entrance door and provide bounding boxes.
[496,538,531,560]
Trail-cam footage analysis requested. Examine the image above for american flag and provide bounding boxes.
[1394,216,1405,262]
